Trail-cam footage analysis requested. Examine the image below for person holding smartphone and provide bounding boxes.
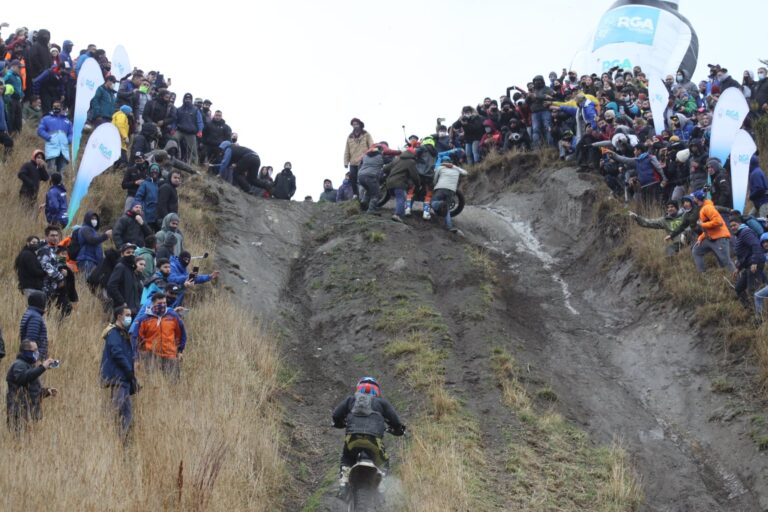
[6,339,58,433]
[167,251,219,306]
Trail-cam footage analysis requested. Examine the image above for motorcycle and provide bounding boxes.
[375,174,465,217]
[341,427,404,512]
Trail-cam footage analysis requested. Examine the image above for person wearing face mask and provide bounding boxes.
[716,68,740,93]
[107,243,144,316]
[135,292,187,380]
[15,236,46,296]
[434,126,453,153]
[336,172,355,202]
[273,162,297,200]
[753,67,768,114]
[76,211,113,278]
[100,306,138,439]
[167,250,220,306]
[173,93,203,164]
[37,100,73,173]
[6,339,58,433]
[319,179,337,203]
[89,75,118,126]
[131,79,152,130]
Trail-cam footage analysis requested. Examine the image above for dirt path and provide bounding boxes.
[216,167,768,511]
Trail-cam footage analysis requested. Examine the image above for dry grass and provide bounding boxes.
[490,348,644,511]
[0,135,284,510]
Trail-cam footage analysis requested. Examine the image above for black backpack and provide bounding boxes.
[67,228,81,260]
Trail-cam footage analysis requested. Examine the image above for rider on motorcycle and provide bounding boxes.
[405,136,437,219]
[332,377,406,497]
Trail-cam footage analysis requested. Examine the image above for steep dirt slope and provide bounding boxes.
[215,163,768,511]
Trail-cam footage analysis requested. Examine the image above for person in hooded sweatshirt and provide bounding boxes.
[335,172,354,202]
[107,244,144,316]
[37,99,72,173]
[748,155,768,218]
[76,211,113,278]
[26,28,51,88]
[675,69,700,104]
[17,150,49,207]
[155,213,184,258]
[272,162,297,200]
[135,164,161,231]
[319,179,337,203]
[167,251,219,306]
[44,173,68,227]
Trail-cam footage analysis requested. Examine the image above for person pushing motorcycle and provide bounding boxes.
[332,377,406,497]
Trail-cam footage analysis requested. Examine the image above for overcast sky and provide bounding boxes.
[7,0,767,200]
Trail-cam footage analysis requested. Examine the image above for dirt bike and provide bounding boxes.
[375,174,466,217]
[341,427,404,512]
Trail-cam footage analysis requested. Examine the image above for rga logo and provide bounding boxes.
[738,154,750,163]
[99,143,113,159]
[616,17,654,31]
[725,110,740,121]
[85,79,95,91]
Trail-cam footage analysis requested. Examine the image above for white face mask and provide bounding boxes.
[91,218,98,227]
[759,72,767,80]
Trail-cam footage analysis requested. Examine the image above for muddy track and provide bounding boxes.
[216,167,768,511]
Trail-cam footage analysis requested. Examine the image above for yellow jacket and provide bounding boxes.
[111,111,130,151]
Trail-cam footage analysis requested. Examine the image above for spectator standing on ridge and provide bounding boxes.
[107,243,144,316]
[344,118,373,199]
[319,179,337,203]
[201,109,231,164]
[527,75,556,148]
[451,106,484,164]
[17,150,49,207]
[273,162,297,200]
[336,172,354,202]
[89,75,117,126]
[174,93,203,163]
[156,170,181,221]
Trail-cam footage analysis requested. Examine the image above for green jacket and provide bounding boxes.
[634,212,684,241]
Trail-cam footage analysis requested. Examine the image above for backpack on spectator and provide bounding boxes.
[67,228,81,259]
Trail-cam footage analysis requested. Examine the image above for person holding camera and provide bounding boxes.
[167,251,219,306]
[100,306,138,438]
[6,339,58,433]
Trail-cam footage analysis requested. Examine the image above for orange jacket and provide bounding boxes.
[137,311,186,359]
[697,199,730,241]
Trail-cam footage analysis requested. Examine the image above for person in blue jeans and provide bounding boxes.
[383,151,419,222]
[526,75,555,147]
[451,107,484,164]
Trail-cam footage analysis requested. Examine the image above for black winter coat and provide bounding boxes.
[272,169,296,200]
[112,213,152,249]
[156,183,179,221]
[202,119,232,146]
[122,163,148,196]
[6,356,46,429]
[14,246,46,291]
[18,161,49,198]
[107,259,143,313]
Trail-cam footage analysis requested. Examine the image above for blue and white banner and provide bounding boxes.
[730,129,756,214]
[709,87,749,167]
[585,2,698,81]
[111,45,131,80]
[72,58,104,167]
[67,123,121,228]
[647,75,668,136]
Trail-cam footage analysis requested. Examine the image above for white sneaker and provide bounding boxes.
[423,211,431,220]
[404,207,412,217]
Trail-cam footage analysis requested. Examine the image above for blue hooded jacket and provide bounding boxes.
[748,155,768,210]
[45,183,68,226]
[135,177,159,224]
[100,325,134,385]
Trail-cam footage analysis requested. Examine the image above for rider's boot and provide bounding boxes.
[422,203,432,220]
[404,200,413,217]
[338,465,351,498]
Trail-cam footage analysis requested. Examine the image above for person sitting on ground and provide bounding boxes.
[44,173,68,227]
[155,213,184,258]
[272,162,297,200]
[691,189,736,273]
[6,339,58,433]
[135,292,187,380]
[134,235,157,280]
[729,216,766,308]
[76,211,113,278]
[319,179,337,203]
[247,166,274,198]
[100,305,138,439]
[432,158,468,233]
[332,377,405,497]
[17,150,49,207]
[107,243,144,316]
[629,200,685,256]
[167,251,219,306]
[112,201,152,249]
[15,236,46,297]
